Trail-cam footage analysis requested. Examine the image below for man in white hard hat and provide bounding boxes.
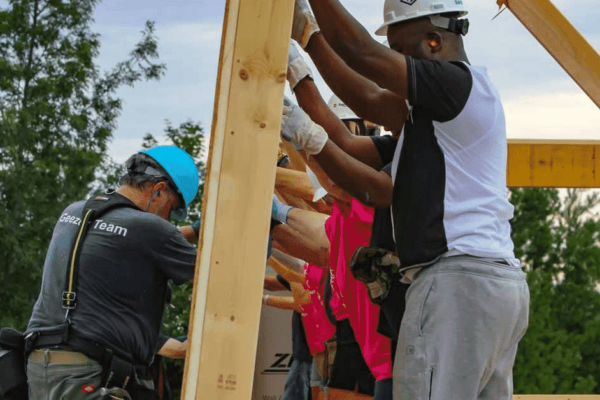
[281,0,530,399]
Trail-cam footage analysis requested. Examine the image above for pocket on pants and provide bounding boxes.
[61,376,103,400]
[424,366,435,400]
[417,277,436,336]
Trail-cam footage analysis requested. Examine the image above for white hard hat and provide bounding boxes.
[375,0,468,36]
[306,167,328,202]
[327,94,360,121]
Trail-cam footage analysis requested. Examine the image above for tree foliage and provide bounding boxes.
[512,188,600,394]
[138,120,207,399]
[0,0,166,331]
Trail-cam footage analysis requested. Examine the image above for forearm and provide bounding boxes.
[157,338,187,359]
[275,167,315,203]
[303,1,407,100]
[291,282,312,306]
[178,225,197,244]
[304,154,352,203]
[285,208,330,253]
[313,140,393,208]
[263,294,301,312]
[280,140,307,172]
[268,256,306,285]
[271,248,307,274]
[307,0,373,64]
[272,224,329,268]
[303,34,407,132]
[264,274,288,291]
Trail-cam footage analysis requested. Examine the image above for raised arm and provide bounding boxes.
[293,0,408,99]
[280,99,393,208]
[288,41,405,161]
[302,37,406,133]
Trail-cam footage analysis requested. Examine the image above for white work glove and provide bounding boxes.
[281,96,328,155]
[291,0,320,49]
[287,41,312,92]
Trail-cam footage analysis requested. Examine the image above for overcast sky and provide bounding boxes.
[89,0,600,163]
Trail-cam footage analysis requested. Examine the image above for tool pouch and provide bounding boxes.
[126,383,159,400]
[0,328,28,400]
[350,247,401,305]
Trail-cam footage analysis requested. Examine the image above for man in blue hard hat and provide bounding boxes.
[24,146,200,400]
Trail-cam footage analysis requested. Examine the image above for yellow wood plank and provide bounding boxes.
[180,0,293,398]
[507,139,600,187]
[501,0,600,109]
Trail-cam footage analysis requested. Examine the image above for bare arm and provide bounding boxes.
[264,274,289,291]
[291,282,312,307]
[275,167,315,203]
[271,223,329,268]
[306,0,408,97]
[312,139,393,208]
[304,154,352,203]
[178,225,197,244]
[271,248,307,275]
[263,295,301,313]
[302,34,407,133]
[157,338,187,360]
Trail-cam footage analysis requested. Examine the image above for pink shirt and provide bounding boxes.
[325,199,392,381]
[299,263,335,355]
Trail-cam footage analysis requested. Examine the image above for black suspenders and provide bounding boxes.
[61,191,140,328]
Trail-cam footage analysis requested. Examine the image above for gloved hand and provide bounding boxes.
[272,194,292,224]
[281,96,328,155]
[291,0,320,49]
[287,41,312,92]
[192,217,201,237]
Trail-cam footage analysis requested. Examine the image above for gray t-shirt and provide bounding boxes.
[27,196,196,364]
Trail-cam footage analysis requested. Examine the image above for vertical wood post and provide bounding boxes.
[181,0,293,398]
[500,0,600,108]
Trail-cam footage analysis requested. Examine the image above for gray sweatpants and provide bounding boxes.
[27,351,104,400]
[393,255,530,400]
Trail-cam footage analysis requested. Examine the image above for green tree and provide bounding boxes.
[136,120,206,399]
[512,188,600,394]
[0,0,166,331]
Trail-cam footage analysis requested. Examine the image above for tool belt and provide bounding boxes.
[25,329,153,391]
[26,192,157,399]
[0,328,28,400]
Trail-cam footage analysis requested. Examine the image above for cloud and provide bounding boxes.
[95,22,222,162]
[505,90,600,140]
[91,0,599,163]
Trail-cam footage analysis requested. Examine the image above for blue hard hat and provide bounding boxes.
[140,145,199,221]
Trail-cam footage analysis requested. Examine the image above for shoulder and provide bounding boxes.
[464,64,501,100]
[407,58,475,122]
[55,200,86,226]
[101,208,182,239]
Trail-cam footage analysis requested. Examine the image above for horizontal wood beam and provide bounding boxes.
[499,0,600,109]
[507,139,600,187]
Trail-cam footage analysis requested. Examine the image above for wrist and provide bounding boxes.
[192,219,201,237]
[262,294,270,306]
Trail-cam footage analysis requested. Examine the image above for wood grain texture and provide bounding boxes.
[180,0,294,398]
[507,139,600,187]
[505,0,600,108]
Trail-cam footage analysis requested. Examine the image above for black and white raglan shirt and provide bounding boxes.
[372,57,517,271]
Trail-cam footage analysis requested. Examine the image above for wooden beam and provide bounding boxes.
[507,139,600,187]
[498,0,600,109]
[180,0,293,398]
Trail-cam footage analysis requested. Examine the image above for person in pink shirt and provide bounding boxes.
[280,44,395,396]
